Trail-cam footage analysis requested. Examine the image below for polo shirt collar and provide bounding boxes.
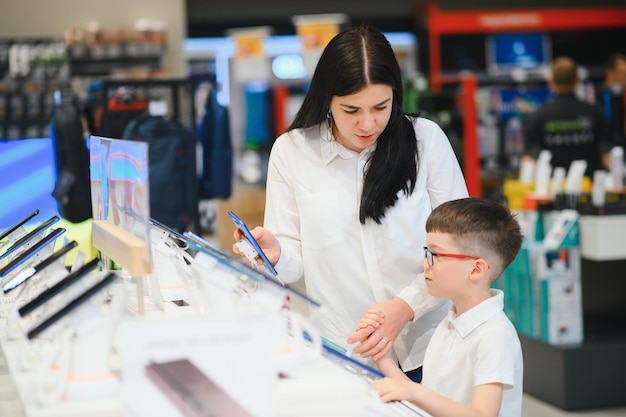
[447,289,504,338]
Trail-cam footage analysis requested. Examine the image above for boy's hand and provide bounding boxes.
[355,309,385,331]
[347,298,414,361]
[373,377,418,403]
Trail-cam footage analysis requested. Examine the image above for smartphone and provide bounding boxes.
[0,227,65,278]
[0,209,39,242]
[18,257,102,317]
[145,358,254,417]
[227,211,278,276]
[26,271,117,340]
[0,215,60,260]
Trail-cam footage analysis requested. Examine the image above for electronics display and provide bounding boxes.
[3,240,78,294]
[486,32,551,74]
[18,257,102,317]
[183,231,320,308]
[26,271,117,340]
[228,210,278,276]
[0,215,60,260]
[0,227,65,278]
[0,138,58,230]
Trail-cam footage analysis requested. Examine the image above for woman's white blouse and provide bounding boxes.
[264,117,469,370]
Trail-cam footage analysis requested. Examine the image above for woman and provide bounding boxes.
[234,25,468,381]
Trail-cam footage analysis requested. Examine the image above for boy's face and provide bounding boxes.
[423,232,477,298]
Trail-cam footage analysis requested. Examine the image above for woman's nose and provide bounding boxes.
[358,112,375,130]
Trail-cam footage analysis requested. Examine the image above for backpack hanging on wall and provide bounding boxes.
[50,90,92,223]
[122,113,199,233]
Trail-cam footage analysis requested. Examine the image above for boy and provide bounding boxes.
[357,197,524,417]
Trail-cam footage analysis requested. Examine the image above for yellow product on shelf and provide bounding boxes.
[503,179,535,210]
[503,177,592,210]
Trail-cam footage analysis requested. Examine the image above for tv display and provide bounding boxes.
[487,32,551,74]
[0,138,58,230]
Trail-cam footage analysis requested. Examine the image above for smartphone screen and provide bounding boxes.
[227,211,278,276]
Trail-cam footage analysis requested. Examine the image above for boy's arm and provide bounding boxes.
[374,380,504,417]
[375,355,410,381]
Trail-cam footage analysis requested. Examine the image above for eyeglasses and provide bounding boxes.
[423,247,480,267]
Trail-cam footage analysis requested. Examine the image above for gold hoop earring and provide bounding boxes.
[325,110,334,142]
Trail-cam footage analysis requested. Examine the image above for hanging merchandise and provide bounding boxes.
[243,81,272,151]
[88,85,150,138]
[198,86,233,200]
[123,113,199,234]
[49,89,92,223]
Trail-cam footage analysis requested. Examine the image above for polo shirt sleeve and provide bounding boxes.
[473,322,521,389]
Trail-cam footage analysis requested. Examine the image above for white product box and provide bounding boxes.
[539,277,584,345]
[579,215,626,261]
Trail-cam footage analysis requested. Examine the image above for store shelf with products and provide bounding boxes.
[414,1,626,91]
[0,38,69,140]
[65,23,167,80]
[413,1,626,179]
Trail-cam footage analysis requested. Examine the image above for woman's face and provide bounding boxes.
[329,83,393,153]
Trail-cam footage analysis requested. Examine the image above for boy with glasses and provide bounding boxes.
[356,197,524,417]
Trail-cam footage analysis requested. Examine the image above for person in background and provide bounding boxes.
[521,56,613,177]
[233,24,468,382]
[600,53,626,150]
[361,197,524,417]
[604,53,626,92]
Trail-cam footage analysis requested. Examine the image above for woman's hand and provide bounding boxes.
[232,226,281,266]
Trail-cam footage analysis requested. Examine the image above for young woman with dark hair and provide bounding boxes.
[234,25,468,381]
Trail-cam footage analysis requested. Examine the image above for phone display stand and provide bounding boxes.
[2,256,70,341]
[0,243,53,323]
[92,219,152,316]
[0,216,62,326]
[33,279,126,405]
[145,222,194,311]
[0,271,126,416]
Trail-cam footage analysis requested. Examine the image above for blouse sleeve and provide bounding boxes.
[263,133,304,283]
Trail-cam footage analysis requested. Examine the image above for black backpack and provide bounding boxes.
[122,114,199,233]
[50,92,92,223]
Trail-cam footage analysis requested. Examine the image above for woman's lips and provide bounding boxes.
[356,134,375,142]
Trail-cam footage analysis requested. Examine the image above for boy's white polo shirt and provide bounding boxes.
[422,289,523,417]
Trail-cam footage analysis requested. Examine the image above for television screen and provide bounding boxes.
[0,138,58,230]
[487,32,550,74]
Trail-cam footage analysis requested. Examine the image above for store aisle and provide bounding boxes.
[522,394,626,417]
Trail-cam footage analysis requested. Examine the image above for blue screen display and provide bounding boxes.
[0,138,58,230]
[489,33,549,71]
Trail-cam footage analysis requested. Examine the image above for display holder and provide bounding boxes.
[0,243,61,338]
[144,217,195,309]
[0,228,126,417]
[89,135,153,317]
[0,271,126,415]
[114,207,195,313]
[0,213,61,324]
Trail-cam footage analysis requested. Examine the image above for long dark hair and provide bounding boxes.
[288,25,419,224]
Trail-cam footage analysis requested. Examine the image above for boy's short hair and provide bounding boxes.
[426,198,523,278]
